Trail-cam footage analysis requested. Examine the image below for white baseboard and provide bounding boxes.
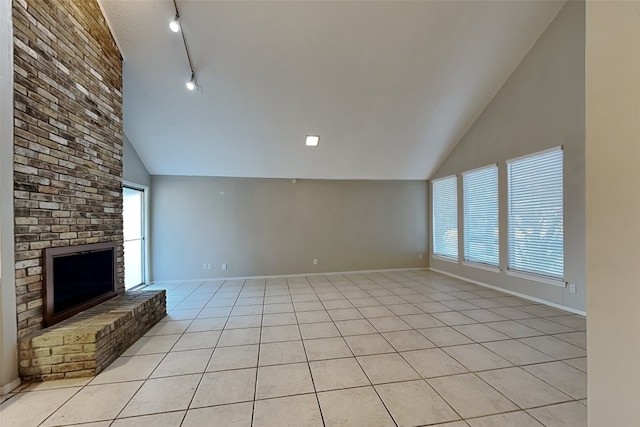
[150,267,429,285]
[0,377,21,396]
[430,268,587,317]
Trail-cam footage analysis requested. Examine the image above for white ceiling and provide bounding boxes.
[100,0,564,180]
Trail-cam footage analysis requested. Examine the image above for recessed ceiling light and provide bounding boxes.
[305,135,319,147]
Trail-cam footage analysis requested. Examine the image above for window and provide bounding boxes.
[463,165,499,267]
[507,147,564,280]
[432,175,458,260]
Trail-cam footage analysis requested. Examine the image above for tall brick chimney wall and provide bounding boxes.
[12,0,124,337]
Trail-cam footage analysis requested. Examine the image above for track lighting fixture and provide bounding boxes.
[169,13,180,32]
[170,0,199,92]
[186,73,196,91]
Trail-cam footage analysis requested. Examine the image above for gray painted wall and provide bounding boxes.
[150,176,428,281]
[123,134,150,186]
[429,1,585,311]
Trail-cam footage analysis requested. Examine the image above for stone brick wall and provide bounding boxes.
[12,0,123,337]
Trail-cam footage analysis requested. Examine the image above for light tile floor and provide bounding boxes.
[0,270,587,426]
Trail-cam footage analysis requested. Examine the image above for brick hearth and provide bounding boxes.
[18,290,166,381]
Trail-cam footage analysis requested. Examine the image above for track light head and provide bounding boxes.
[169,14,180,32]
[186,73,196,91]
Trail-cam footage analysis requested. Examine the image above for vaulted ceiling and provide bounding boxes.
[100,1,564,180]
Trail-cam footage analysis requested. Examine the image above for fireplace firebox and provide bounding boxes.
[43,242,118,327]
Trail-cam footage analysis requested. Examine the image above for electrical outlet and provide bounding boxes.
[419,253,423,260]
[569,283,577,293]
[203,263,207,269]
[222,263,227,271]
[207,263,212,270]
[313,259,318,265]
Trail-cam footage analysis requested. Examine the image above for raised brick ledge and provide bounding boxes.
[18,290,166,381]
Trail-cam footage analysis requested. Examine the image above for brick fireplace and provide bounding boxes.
[12,0,125,338]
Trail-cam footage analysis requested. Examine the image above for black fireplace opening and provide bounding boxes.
[44,242,117,327]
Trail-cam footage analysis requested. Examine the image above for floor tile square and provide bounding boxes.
[207,344,259,371]
[299,322,341,339]
[328,308,364,321]
[119,374,200,417]
[323,299,354,310]
[294,301,326,312]
[428,373,517,418]
[523,361,587,399]
[443,344,512,371]
[41,383,140,426]
[225,314,262,329]
[400,313,446,329]
[482,340,555,365]
[376,380,460,426]
[263,303,294,314]
[310,357,370,391]
[261,325,301,343]
[402,348,468,378]
[527,401,587,427]
[318,386,395,427]
[182,402,253,427]
[357,353,421,384]
[460,309,507,323]
[304,337,353,361]
[358,305,395,318]
[419,327,474,347]
[478,367,572,409]
[231,305,263,316]
[172,330,221,351]
[262,313,298,326]
[387,303,424,315]
[453,324,510,342]
[218,327,261,346]
[259,341,307,366]
[91,354,164,384]
[296,310,332,324]
[518,336,586,359]
[256,362,314,399]
[414,301,452,313]
[198,307,233,318]
[467,411,544,427]
[484,321,543,338]
[547,315,587,331]
[0,387,82,427]
[186,317,227,333]
[112,412,186,427]
[368,316,412,332]
[145,320,192,336]
[432,311,477,326]
[151,348,213,378]
[344,333,395,356]
[123,334,181,356]
[553,331,586,349]
[518,318,575,334]
[335,319,377,336]
[253,394,323,427]
[191,368,257,407]
[383,330,436,351]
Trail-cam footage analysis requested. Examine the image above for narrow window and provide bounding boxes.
[463,165,499,267]
[507,147,564,280]
[432,175,458,260]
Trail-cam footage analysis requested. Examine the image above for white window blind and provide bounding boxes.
[463,165,499,267]
[507,147,564,280]
[432,175,458,260]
